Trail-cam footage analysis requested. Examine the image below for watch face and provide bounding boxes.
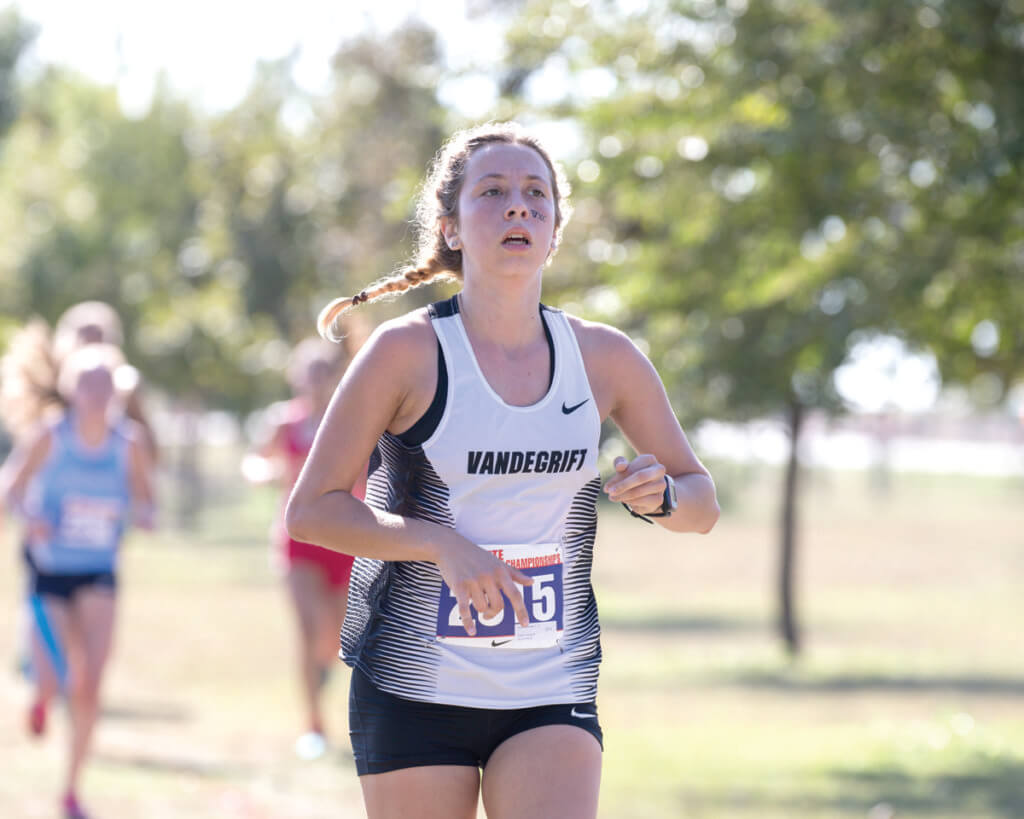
[663,477,678,512]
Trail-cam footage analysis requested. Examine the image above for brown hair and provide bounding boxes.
[0,320,62,439]
[317,121,572,342]
[53,301,124,363]
[1,303,152,449]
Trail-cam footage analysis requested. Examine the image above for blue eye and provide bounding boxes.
[483,188,501,196]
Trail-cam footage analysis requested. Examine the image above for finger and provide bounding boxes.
[457,584,479,636]
[479,581,505,618]
[607,467,666,499]
[604,455,661,492]
[613,486,665,511]
[500,575,531,628]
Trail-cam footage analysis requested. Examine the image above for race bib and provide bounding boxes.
[58,495,123,550]
[436,543,564,649]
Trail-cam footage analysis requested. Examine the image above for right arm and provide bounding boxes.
[285,313,532,634]
[0,426,54,541]
[240,412,289,485]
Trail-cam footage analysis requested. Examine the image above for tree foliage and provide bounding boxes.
[0,23,450,412]
[498,0,1024,653]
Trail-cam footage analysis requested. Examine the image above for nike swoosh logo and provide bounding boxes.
[562,399,590,415]
[491,639,513,647]
[570,707,596,719]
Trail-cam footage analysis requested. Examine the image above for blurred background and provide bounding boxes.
[0,1,1021,817]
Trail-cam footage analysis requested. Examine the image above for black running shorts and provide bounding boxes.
[349,666,603,776]
[32,569,117,601]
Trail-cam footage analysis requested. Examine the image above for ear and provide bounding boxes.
[441,217,460,251]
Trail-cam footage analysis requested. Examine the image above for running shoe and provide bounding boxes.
[294,731,327,760]
[28,699,47,737]
[62,792,90,819]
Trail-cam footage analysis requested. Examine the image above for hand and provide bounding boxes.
[25,517,52,546]
[240,453,279,484]
[134,503,156,531]
[603,454,667,515]
[435,535,534,636]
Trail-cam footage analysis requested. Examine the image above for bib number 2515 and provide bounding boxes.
[436,543,564,649]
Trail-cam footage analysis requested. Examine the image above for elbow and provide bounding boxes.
[283,495,312,544]
[695,498,720,535]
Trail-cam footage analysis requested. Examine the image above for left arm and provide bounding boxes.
[126,423,156,530]
[574,318,719,534]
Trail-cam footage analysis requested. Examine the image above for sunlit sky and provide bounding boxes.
[15,0,501,113]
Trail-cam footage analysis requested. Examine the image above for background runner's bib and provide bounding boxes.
[342,297,604,709]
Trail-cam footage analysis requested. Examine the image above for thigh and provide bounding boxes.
[481,725,602,819]
[68,586,117,680]
[361,765,480,819]
[286,562,327,631]
[29,594,72,684]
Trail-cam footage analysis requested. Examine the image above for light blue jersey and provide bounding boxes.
[27,416,132,575]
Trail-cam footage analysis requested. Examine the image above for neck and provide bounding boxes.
[72,410,110,447]
[458,274,544,350]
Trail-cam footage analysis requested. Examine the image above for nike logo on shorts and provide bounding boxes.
[570,707,596,719]
[491,639,512,647]
[562,399,589,415]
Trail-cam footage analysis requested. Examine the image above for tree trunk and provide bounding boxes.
[174,398,203,531]
[779,399,805,658]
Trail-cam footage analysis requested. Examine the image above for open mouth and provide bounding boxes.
[501,229,533,248]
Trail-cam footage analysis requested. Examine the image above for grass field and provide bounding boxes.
[2,458,1022,818]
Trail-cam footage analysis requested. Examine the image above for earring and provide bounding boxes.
[449,237,460,250]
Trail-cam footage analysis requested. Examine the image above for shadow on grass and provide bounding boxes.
[713,669,1024,696]
[102,701,192,723]
[676,755,1024,818]
[821,755,1024,818]
[602,613,760,634]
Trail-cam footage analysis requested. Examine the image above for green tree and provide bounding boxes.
[0,8,33,144]
[499,0,1024,654]
[0,22,453,415]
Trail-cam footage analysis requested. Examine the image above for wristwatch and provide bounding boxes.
[623,476,678,523]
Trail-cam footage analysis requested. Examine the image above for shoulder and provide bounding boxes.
[28,420,59,454]
[263,398,297,426]
[9,420,57,469]
[563,312,648,369]
[115,417,148,448]
[562,312,660,419]
[356,307,436,368]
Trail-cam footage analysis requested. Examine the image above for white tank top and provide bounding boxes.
[341,296,603,708]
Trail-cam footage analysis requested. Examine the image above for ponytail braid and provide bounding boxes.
[317,244,461,342]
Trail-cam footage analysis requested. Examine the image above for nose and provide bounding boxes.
[505,198,529,220]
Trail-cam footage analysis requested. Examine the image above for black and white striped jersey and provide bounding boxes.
[341,296,603,709]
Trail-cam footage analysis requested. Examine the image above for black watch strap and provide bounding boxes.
[622,476,675,523]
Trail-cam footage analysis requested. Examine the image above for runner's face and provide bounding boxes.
[452,143,556,280]
[72,365,115,415]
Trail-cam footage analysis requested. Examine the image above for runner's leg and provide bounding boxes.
[481,725,602,819]
[286,563,327,734]
[361,765,480,819]
[63,587,115,798]
[27,596,65,734]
